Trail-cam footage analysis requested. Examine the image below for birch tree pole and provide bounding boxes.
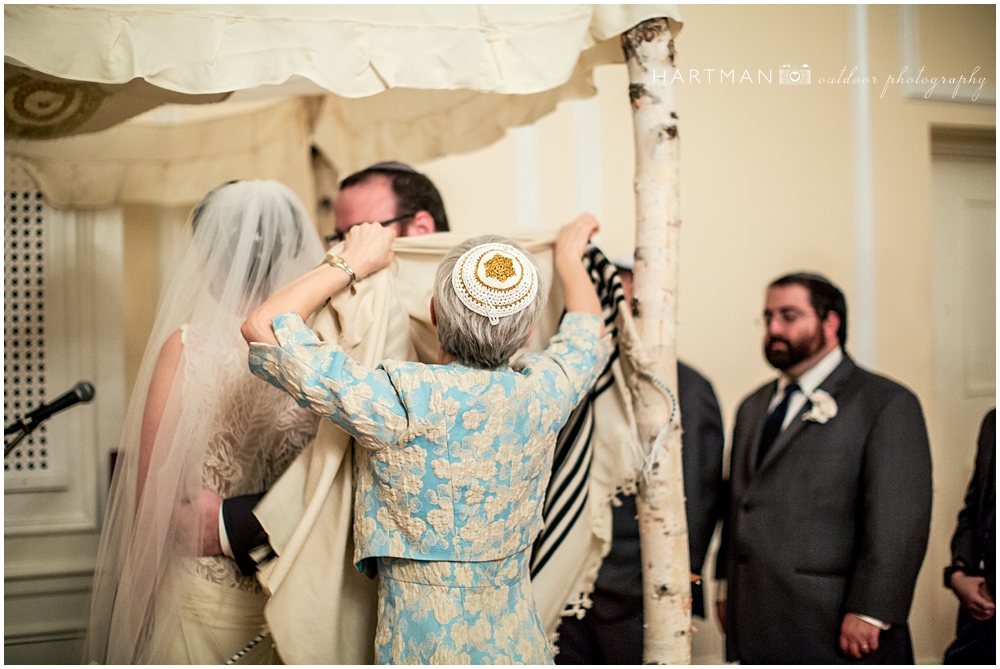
[622,18,690,665]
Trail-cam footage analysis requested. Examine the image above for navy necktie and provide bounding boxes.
[757,382,800,468]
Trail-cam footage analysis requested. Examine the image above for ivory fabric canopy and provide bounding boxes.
[4,4,681,209]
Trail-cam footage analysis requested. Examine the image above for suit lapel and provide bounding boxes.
[757,355,858,473]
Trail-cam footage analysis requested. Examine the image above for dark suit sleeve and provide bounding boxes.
[677,362,725,576]
[949,409,996,581]
[714,479,730,582]
[843,390,933,624]
[221,492,272,576]
[715,392,757,584]
[677,362,725,618]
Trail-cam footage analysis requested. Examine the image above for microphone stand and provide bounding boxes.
[4,428,29,457]
[5,415,41,457]
[4,381,96,458]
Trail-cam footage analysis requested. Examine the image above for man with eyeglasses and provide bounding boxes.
[324,160,449,246]
[715,272,932,664]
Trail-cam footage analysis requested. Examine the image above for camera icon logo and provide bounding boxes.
[779,64,811,85]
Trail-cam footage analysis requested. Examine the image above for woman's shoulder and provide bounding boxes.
[155,328,186,370]
[380,359,507,396]
[380,359,458,384]
[559,311,605,335]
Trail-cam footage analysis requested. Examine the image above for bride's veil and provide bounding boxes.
[83,180,324,663]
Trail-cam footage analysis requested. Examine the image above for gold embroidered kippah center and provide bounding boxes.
[484,254,516,283]
[451,242,539,324]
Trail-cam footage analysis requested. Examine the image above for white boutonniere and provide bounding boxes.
[802,390,838,424]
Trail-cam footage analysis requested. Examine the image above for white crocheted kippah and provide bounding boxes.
[451,243,538,325]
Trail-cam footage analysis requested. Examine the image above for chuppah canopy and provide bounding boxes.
[5,4,680,208]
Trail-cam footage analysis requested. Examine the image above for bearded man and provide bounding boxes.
[715,272,932,664]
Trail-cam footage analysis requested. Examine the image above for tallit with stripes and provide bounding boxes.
[528,246,643,644]
[530,247,621,574]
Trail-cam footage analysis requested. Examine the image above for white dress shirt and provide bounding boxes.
[768,346,842,429]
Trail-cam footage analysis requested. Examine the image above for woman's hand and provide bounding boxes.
[555,214,600,269]
[341,222,396,281]
[242,222,396,346]
[554,214,603,328]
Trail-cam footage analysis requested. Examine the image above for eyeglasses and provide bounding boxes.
[759,307,814,328]
[324,214,415,245]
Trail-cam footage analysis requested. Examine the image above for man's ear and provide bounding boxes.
[823,311,841,346]
[430,297,437,326]
[407,211,436,236]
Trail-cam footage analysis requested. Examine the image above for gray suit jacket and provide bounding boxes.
[718,354,932,664]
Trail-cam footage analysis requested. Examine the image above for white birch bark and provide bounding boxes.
[622,18,691,665]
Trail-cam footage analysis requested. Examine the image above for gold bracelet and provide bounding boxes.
[321,255,356,286]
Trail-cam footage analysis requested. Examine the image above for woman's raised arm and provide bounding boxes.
[242,222,396,345]
[554,215,604,335]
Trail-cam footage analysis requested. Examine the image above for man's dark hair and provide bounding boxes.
[339,162,449,232]
[769,272,848,347]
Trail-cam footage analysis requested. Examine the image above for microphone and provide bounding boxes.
[4,381,95,435]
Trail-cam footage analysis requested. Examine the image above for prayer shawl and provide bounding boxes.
[253,232,642,662]
[528,246,643,647]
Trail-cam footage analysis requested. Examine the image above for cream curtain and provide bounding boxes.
[5,4,680,209]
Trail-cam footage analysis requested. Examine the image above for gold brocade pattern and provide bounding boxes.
[375,552,552,664]
[249,311,610,662]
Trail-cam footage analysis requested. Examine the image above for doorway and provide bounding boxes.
[926,125,995,658]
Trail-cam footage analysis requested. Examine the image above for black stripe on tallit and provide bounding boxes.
[531,413,594,575]
[530,483,590,576]
[543,405,595,518]
[547,391,594,491]
[529,245,623,578]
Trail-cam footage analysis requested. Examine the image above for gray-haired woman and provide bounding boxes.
[241,216,609,664]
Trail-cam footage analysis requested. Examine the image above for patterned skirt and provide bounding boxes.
[374,550,553,664]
